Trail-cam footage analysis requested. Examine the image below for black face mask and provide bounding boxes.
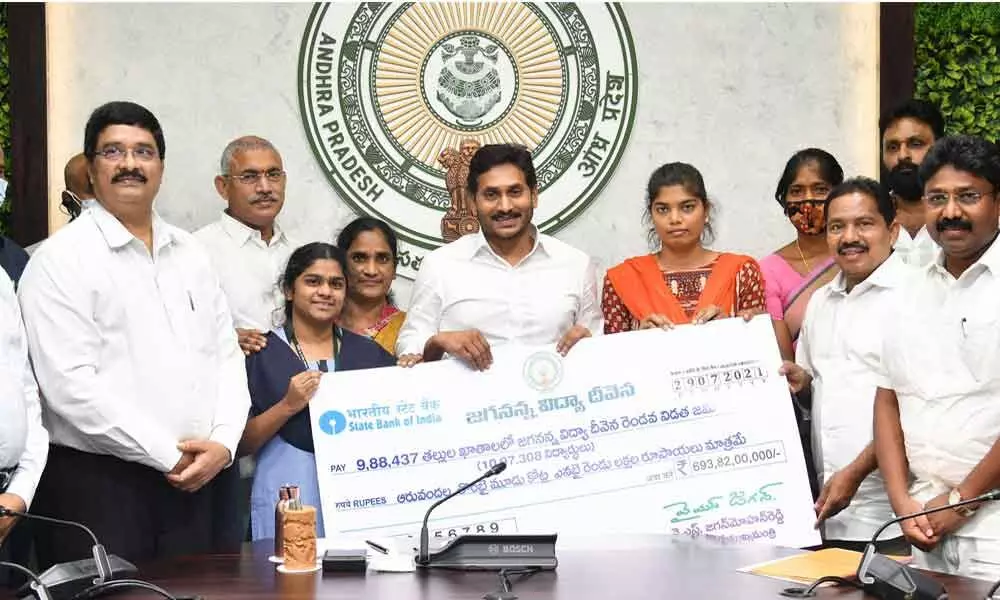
[61,190,83,221]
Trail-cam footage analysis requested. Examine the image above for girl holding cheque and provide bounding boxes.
[239,243,395,540]
[602,162,766,333]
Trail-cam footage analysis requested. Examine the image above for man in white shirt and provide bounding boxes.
[193,136,297,546]
[781,177,913,554]
[396,144,601,369]
[195,136,297,354]
[0,268,47,581]
[874,135,1000,580]
[17,101,250,568]
[880,98,945,268]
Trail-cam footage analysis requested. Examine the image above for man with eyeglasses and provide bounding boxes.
[194,136,298,356]
[193,136,298,547]
[873,135,1000,580]
[17,101,250,568]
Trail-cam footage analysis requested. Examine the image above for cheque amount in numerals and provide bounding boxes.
[673,365,766,393]
[356,453,419,471]
[692,447,781,472]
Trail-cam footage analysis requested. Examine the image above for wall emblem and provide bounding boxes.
[299,2,637,279]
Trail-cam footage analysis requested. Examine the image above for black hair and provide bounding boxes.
[825,176,896,228]
[919,135,1000,192]
[884,167,923,204]
[642,162,715,248]
[773,149,844,207]
[879,98,946,140]
[280,242,348,323]
[84,101,166,161]
[336,217,399,260]
[467,144,536,195]
[336,216,398,305]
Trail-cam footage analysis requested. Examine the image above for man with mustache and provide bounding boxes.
[397,144,601,370]
[195,136,298,355]
[193,135,299,548]
[880,98,945,267]
[874,135,1000,579]
[17,101,251,567]
[781,177,914,553]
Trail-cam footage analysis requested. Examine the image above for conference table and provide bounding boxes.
[18,535,988,600]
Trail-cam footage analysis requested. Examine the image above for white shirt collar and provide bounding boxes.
[218,211,285,248]
[89,201,175,254]
[829,250,909,296]
[928,230,1000,279]
[468,225,549,265]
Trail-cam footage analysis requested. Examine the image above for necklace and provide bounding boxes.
[795,239,813,273]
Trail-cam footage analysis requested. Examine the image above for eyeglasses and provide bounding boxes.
[924,190,992,207]
[223,170,286,185]
[93,145,160,162]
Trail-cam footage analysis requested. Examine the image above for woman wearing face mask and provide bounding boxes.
[760,149,844,358]
[336,217,407,356]
[602,162,765,332]
[238,242,395,540]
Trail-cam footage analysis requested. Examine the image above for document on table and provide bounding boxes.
[310,315,821,548]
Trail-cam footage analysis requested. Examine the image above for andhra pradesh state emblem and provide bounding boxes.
[522,351,564,393]
[299,2,637,279]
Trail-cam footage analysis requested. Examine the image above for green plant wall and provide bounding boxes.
[0,4,10,236]
[914,3,1000,142]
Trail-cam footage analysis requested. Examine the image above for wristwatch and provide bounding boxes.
[949,488,978,517]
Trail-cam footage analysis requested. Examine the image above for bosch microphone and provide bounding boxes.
[0,507,137,600]
[416,461,507,566]
[856,490,1000,600]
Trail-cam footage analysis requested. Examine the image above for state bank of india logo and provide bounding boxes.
[522,351,563,392]
[298,2,638,279]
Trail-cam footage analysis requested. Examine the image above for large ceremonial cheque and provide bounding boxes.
[310,316,820,548]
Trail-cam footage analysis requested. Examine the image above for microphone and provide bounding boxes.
[416,461,507,565]
[856,490,1000,600]
[0,507,137,600]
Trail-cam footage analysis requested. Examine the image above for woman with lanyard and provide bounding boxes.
[238,242,395,540]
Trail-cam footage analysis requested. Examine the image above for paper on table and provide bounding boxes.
[740,548,910,584]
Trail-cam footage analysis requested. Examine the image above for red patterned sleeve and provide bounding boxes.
[602,274,635,334]
[735,259,767,313]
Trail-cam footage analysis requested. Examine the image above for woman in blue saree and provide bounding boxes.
[239,242,395,540]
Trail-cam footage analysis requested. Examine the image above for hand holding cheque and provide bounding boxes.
[309,316,820,550]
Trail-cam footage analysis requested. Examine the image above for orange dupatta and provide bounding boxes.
[606,253,752,325]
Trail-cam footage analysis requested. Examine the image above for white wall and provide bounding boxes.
[45,2,879,307]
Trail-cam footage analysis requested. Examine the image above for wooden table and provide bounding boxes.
[30,536,982,600]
